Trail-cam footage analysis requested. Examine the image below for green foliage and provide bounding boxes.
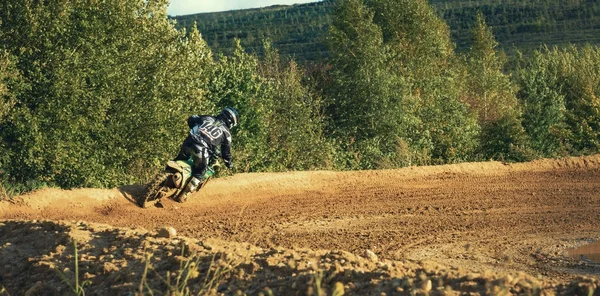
[258,41,333,171]
[464,13,519,124]
[367,0,455,76]
[413,88,480,164]
[325,0,394,139]
[0,0,599,190]
[515,49,569,157]
[324,0,405,169]
[205,40,270,172]
[205,40,333,172]
[0,51,21,123]
[463,13,527,160]
[324,0,479,168]
[368,0,480,164]
[516,45,600,156]
[479,115,535,162]
[0,50,25,179]
[172,0,600,64]
[555,46,600,153]
[0,0,213,188]
[0,180,48,199]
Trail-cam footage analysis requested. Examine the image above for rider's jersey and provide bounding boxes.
[186,115,232,163]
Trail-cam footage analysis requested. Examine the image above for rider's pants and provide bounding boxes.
[174,137,209,180]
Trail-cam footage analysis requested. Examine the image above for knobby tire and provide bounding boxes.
[140,172,170,208]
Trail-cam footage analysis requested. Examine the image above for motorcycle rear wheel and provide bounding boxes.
[139,172,170,208]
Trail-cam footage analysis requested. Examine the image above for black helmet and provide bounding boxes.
[217,107,239,128]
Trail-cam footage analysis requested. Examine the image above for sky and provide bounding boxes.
[167,0,321,16]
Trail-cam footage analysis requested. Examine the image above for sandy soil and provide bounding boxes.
[1,155,599,295]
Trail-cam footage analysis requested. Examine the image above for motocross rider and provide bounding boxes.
[174,107,238,202]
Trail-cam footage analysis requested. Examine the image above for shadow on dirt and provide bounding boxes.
[0,220,71,294]
[1,220,598,295]
[0,220,235,295]
[117,185,145,206]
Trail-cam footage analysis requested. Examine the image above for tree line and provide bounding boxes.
[0,0,599,193]
[174,0,600,63]
[173,1,334,62]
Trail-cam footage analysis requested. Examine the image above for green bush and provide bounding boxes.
[0,50,25,182]
[514,45,600,156]
[463,13,527,161]
[258,41,334,171]
[1,0,599,192]
[323,0,480,168]
[0,0,213,188]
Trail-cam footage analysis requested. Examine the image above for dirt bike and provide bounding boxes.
[138,156,220,208]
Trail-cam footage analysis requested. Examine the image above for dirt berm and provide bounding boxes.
[1,155,599,295]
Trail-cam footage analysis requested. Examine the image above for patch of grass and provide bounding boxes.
[137,243,237,296]
[306,271,325,296]
[331,282,345,296]
[0,183,9,201]
[55,239,91,296]
[138,252,154,296]
[0,179,49,199]
[304,271,345,296]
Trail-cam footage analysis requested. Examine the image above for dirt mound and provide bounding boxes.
[1,155,600,294]
[0,220,597,295]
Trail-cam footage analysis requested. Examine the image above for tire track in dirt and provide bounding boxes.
[1,155,600,280]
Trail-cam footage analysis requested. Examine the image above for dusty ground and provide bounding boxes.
[1,155,600,295]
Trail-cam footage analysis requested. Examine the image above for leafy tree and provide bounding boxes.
[205,40,271,172]
[464,13,527,160]
[323,0,480,168]
[478,115,533,161]
[515,49,568,157]
[465,13,519,123]
[206,39,333,172]
[0,51,21,126]
[0,0,214,188]
[0,51,25,176]
[555,45,600,153]
[258,41,333,170]
[366,0,454,77]
[365,0,480,164]
[325,0,404,169]
[516,45,600,156]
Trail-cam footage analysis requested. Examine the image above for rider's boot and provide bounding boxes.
[178,177,202,203]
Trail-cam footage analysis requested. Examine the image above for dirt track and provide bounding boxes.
[2,155,600,282]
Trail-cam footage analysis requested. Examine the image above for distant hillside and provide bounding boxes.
[172,1,333,62]
[172,0,600,62]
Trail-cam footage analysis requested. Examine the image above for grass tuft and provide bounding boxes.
[0,183,8,201]
[54,239,91,296]
[137,243,237,295]
[0,286,9,296]
[0,180,48,199]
